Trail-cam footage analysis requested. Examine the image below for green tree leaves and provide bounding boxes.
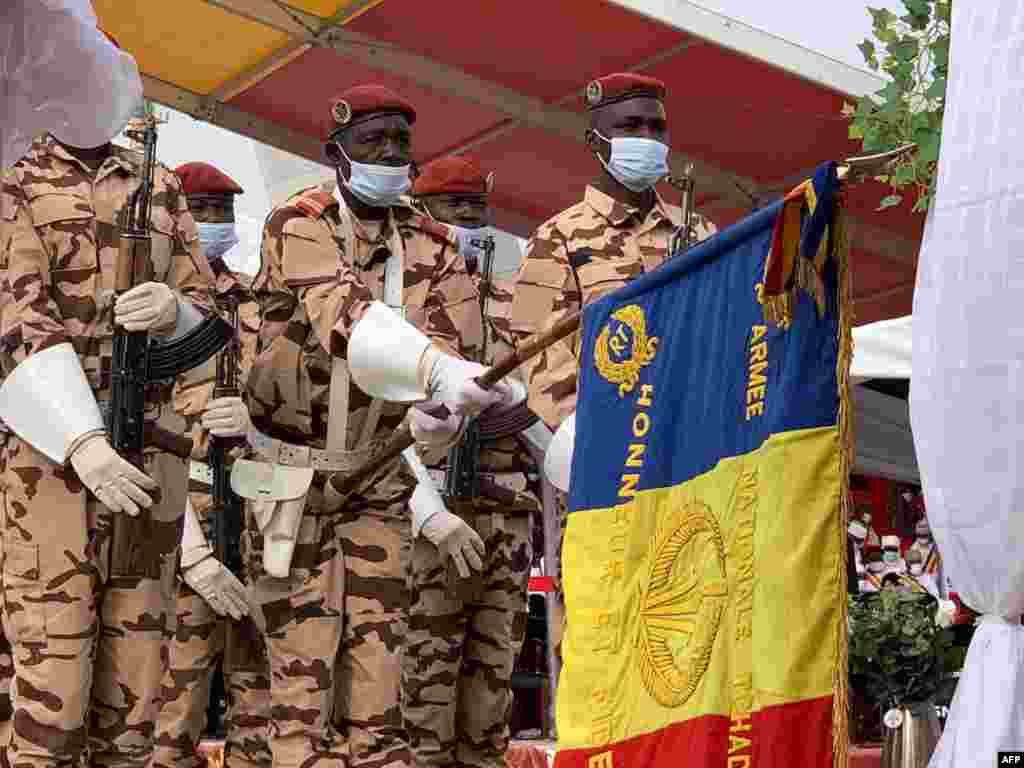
[845,0,951,213]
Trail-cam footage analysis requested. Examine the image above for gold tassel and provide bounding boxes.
[833,205,853,768]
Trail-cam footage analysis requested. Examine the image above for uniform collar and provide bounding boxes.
[332,182,402,267]
[41,135,136,183]
[583,184,681,231]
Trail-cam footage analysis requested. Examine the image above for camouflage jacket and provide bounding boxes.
[509,184,716,429]
[247,184,480,514]
[0,136,217,403]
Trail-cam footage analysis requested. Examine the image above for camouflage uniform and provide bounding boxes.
[153,280,272,768]
[0,422,12,768]
[402,275,538,768]
[509,185,715,595]
[246,185,480,768]
[0,136,217,768]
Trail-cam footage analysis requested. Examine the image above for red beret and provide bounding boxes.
[175,162,244,196]
[584,73,666,110]
[412,155,493,198]
[324,85,416,140]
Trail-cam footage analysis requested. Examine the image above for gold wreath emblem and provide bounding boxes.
[636,500,728,708]
[585,80,604,106]
[594,304,658,397]
[331,100,352,126]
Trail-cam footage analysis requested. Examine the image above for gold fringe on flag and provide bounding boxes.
[833,202,853,768]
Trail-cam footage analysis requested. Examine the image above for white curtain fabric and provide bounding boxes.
[1,0,143,168]
[909,2,1024,764]
[852,315,912,383]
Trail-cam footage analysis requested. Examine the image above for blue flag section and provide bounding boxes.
[567,162,844,515]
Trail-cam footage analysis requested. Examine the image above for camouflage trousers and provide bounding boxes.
[247,489,411,768]
[0,587,12,768]
[151,588,272,768]
[401,509,531,768]
[0,439,185,768]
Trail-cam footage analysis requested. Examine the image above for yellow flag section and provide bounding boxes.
[559,426,842,766]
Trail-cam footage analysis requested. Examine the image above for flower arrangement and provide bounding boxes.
[848,590,964,711]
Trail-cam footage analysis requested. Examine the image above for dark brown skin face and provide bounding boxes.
[585,97,669,215]
[187,193,236,223]
[419,193,490,229]
[325,113,412,221]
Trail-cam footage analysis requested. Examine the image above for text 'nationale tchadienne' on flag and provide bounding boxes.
[555,162,853,768]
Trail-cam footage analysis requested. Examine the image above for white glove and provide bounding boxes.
[69,435,158,516]
[426,354,514,418]
[114,282,178,334]
[420,505,486,579]
[183,556,250,620]
[409,405,462,448]
[201,397,252,438]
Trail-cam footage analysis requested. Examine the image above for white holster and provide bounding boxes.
[230,458,315,578]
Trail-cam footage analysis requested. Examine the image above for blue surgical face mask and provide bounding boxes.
[593,131,669,192]
[335,144,411,207]
[197,222,239,261]
[883,552,899,563]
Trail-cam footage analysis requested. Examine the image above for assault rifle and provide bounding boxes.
[443,233,496,601]
[211,296,245,579]
[110,114,234,467]
[109,113,233,576]
[211,294,246,668]
[667,163,697,257]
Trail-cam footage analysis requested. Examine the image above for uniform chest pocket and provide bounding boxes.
[27,194,97,274]
[574,258,641,307]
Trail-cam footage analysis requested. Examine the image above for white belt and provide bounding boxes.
[189,460,214,486]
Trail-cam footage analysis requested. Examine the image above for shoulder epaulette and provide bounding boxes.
[293,189,337,219]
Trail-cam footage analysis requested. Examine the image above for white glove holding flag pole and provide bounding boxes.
[202,397,251,438]
[404,446,484,576]
[180,498,249,620]
[347,301,514,418]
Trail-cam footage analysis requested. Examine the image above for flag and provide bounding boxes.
[556,162,851,768]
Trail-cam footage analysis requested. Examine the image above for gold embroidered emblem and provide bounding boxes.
[586,80,604,106]
[636,500,728,707]
[594,304,658,397]
[331,100,352,125]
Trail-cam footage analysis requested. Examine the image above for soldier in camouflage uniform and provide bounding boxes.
[508,73,716,631]
[402,157,548,768]
[0,128,218,768]
[244,85,519,768]
[152,163,271,768]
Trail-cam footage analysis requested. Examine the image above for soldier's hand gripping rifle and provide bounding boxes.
[210,295,246,667]
[110,114,234,468]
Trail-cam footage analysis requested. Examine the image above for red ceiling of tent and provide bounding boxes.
[225,0,923,324]
[346,0,690,101]
[230,47,508,159]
